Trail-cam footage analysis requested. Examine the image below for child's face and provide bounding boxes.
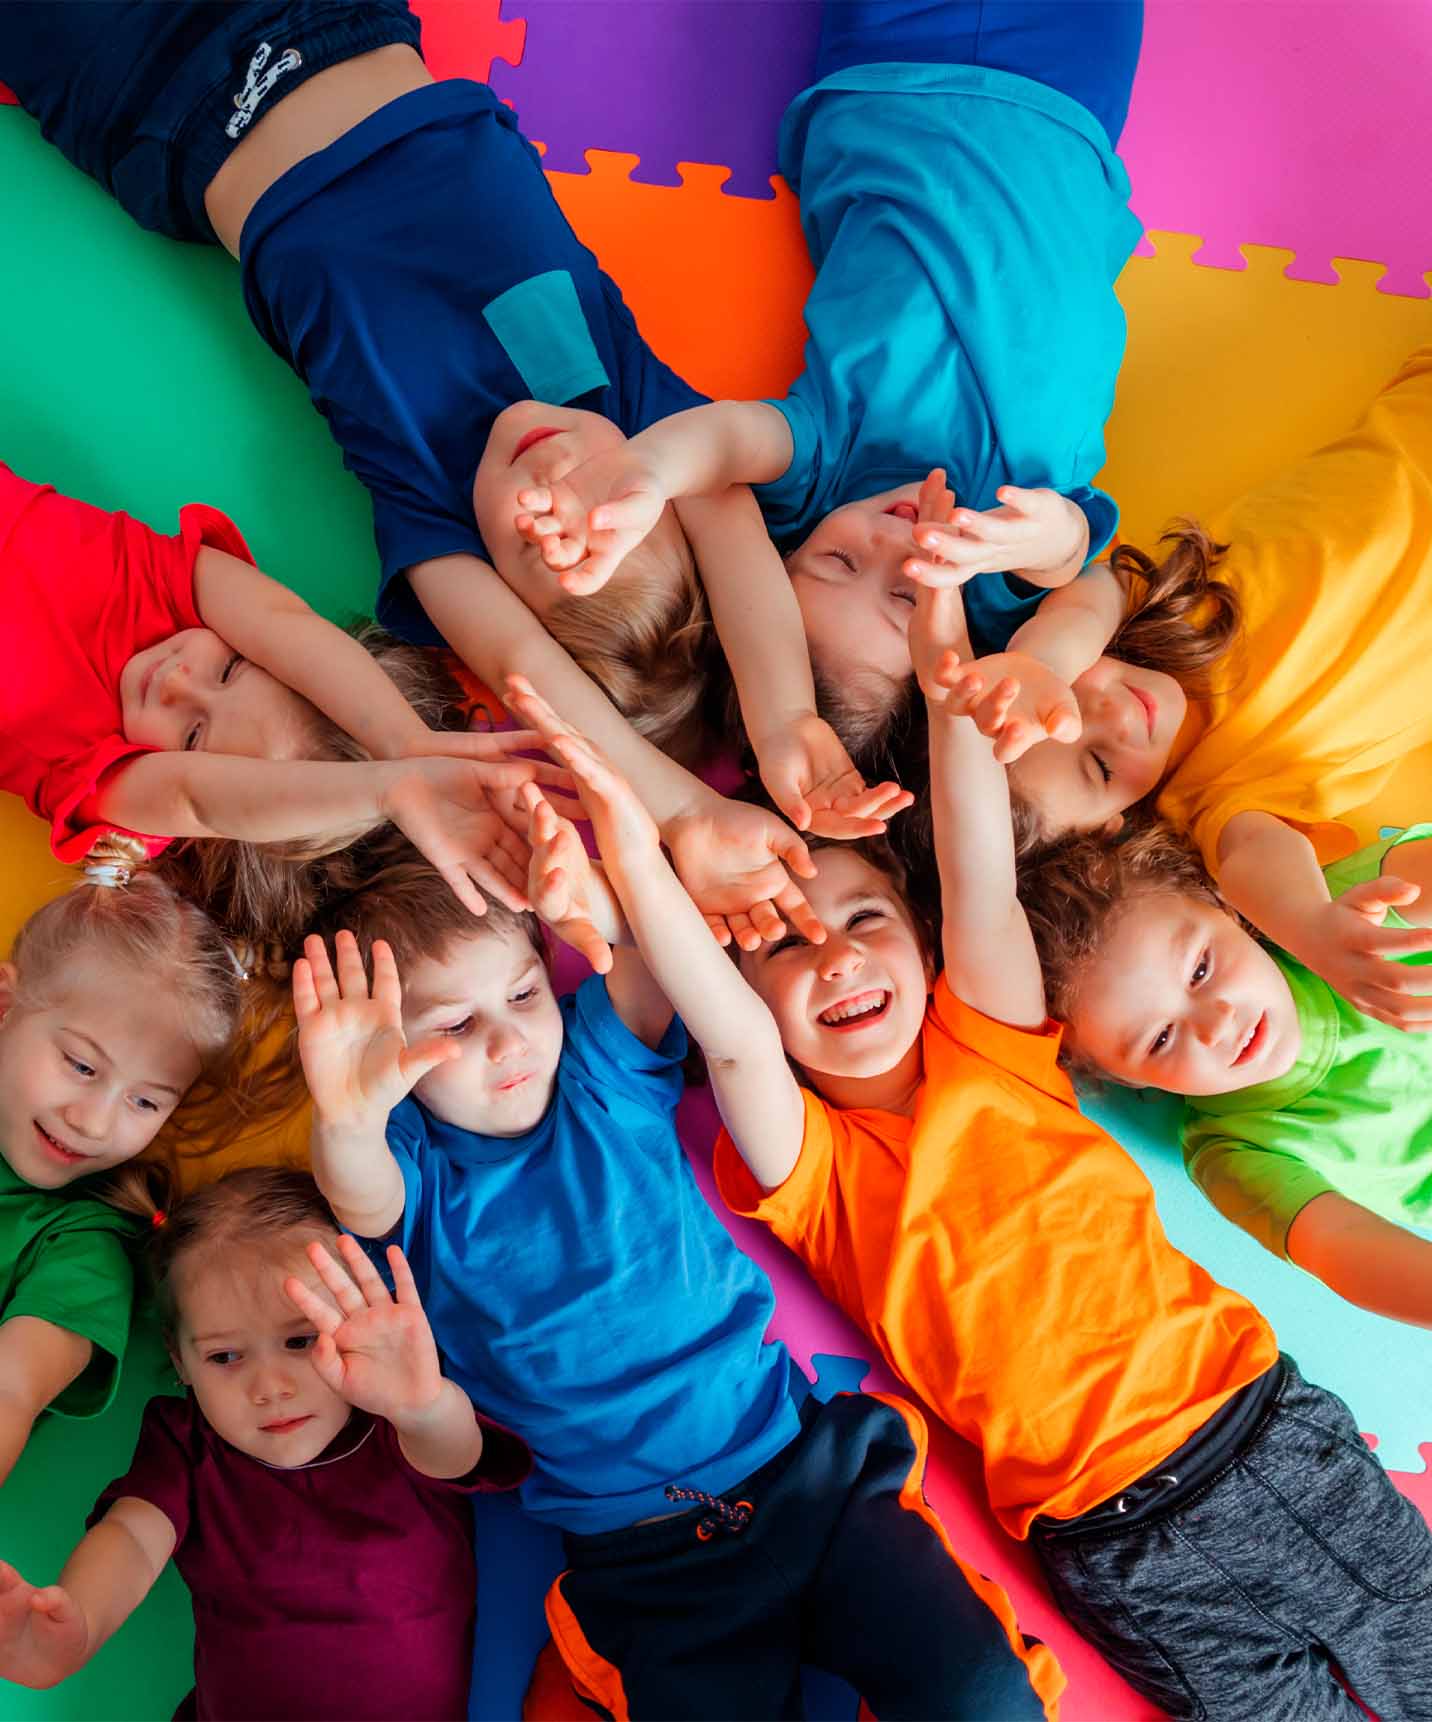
[737,848,929,1083]
[120,628,315,758]
[1007,657,1187,838]
[399,926,564,1137]
[0,960,201,1189]
[1065,889,1301,1096]
[172,1236,352,1466]
[787,483,925,693]
[473,400,688,614]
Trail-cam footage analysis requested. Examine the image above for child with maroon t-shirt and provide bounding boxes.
[0,1169,529,1719]
[0,460,562,940]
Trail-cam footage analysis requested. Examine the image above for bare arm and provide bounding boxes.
[1004,561,1126,683]
[0,1497,175,1688]
[192,548,432,758]
[1219,812,1432,1029]
[0,1318,93,1488]
[913,586,1047,1029]
[1287,1191,1432,1328]
[507,681,807,1192]
[613,400,795,499]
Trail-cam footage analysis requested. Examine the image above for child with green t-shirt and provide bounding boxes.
[0,845,245,1486]
[1022,819,1432,1328]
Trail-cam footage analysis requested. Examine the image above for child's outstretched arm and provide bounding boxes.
[190,547,524,764]
[412,553,826,951]
[1285,1193,1432,1329]
[0,1499,176,1689]
[676,486,911,839]
[296,932,462,1238]
[92,753,541,918]
[514,402,793,595]
[505,678,807,1192]
[911,587,1048,1031]
[1217,815,1432,1032]
[0,1319,93,1489]
[284,1234,484,1478]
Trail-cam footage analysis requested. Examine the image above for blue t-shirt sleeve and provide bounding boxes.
[563,975,687,1120]
[753,390,834,544]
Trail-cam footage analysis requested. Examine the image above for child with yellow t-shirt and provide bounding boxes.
[558,568,1430,1718]
[928,347,1432,1032]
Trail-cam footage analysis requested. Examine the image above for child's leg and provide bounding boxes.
[813,0,1144,145]
[801,1394,1059,1720]
[1033,1361,1432,1719]
[541,1393,1052,1720]
[0,0,420,241]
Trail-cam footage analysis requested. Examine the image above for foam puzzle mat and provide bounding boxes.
[2,2,1432,1717]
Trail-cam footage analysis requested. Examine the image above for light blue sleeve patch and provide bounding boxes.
[482,270,610,404]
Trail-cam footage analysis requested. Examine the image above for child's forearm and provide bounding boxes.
[93,752,402,843]
[53,1501,176,1670]
[600,839,803,1191]
[629,401,793,498]
[676,489,817,747]
[1216,813,1330,950]
[0,1318,93,1489]
[1005,562,1124,682]
[409,554,714,831]
[1287,1192,1432,1328]
[0,1395,38,1490]
[307,1121,407,1239]
[927,707,1047,1029]
[193,548,432,759]
[1017,494,1090,589]
[392,1378,485,1480]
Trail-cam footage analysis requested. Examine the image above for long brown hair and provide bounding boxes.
[1106,521,1242,697]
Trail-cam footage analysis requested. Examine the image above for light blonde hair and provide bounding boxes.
[9,836,252,1217]
[544,534,717,766]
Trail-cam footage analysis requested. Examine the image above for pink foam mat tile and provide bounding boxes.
[1122,0,1432,299]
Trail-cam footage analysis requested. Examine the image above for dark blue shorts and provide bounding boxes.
[814,0,1144,146]
[0,0,420,242]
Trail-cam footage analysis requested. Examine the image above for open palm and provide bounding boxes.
[293,933,458,1131]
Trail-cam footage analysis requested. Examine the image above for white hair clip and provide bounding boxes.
[83,859,132,889]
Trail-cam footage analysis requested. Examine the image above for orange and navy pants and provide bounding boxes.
[534,1391,1063,1721]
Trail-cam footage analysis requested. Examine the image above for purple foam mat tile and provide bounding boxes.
[489,0,823,196]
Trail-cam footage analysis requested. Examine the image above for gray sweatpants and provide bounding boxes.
[1033,1359,1432,1720]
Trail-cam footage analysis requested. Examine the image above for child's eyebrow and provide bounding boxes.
[62,1028,184,1096]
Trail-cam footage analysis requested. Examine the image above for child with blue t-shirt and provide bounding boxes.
[0,0,910,954]
[292,741,1060,1718]
[515,0,1145,740]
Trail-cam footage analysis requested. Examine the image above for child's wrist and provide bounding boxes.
[386,1376,452,1439]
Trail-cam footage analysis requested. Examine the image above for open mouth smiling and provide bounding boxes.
[817,990,891,1032]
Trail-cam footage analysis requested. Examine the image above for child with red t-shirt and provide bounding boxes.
[502,577,1432,1716]
[0,1168,529,1718]
[0,461,563,934]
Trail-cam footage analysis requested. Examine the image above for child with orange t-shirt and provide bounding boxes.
[632,566,1427,1716]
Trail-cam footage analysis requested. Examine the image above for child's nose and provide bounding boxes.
[487,1025,526,1063]
[250,1363,296,1405]
[63,1087,117,1141]
[158,661,191,706]
[1194,998,1236,1048]
[818,937,864,981]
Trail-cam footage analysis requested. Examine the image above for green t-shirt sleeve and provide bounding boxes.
[1183,1127,1338,1260]
[4,1223,136,1418]
[1323,822,1432,905]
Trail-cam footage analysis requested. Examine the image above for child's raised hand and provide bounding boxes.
[380,759,539,918]
[0,1562,87,1689]
[520,781,616,974]
[516,447,669,597]
[294,933,461,1131]
[664,796,825,952]
[755,714,913,838]
[904,486,1086,587]
[1291,882,1432,1031]
[952,652,1082,762]
[284,1237,445,1432]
